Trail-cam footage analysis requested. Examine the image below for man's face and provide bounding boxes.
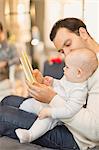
[0,31,2,42]
[53,28,87,56]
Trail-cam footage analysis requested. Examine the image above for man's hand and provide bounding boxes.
[38,108,51,119]
[26,81,57,103]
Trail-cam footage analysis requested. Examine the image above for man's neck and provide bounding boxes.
[87,37,99,53]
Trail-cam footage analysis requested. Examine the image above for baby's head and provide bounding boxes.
[63,48,98,83]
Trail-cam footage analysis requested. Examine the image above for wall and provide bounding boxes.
[0,0,6,31]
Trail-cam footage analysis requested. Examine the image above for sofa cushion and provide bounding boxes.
[0,136,55,150]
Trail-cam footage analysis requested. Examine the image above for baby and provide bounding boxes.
[15,48,98,143]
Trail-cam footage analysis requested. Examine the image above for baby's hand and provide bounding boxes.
[43,76,53,86]
[32,69,44,84]
[38,108,51,119]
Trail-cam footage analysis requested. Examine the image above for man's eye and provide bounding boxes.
[66,44,70,47]
[65,42,71,47]
[65,43,70,47]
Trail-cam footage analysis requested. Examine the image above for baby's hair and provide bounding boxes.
[67,48,98,78]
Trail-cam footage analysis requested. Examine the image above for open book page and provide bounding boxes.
[17,49,36,83]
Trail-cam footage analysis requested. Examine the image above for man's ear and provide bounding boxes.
[79,27,89,40]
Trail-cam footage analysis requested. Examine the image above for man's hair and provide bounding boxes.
[50,18,90,41]
[0,22,3,32]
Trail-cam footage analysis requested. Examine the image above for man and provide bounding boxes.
[0,18,99,150]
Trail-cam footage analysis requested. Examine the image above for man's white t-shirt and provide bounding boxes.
[64,54,99,150]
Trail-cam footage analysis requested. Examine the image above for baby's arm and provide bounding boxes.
[39,87,87,119]
[39,107,51,119]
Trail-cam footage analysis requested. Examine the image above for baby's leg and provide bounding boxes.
[16,117,58,143]
[19,98,47,114]
[16,98,58,143]
[16,98,63,143]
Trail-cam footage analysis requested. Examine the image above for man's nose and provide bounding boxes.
[58,49,64,53]
[64,49,71,56]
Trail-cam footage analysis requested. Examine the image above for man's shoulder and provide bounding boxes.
[88,66,99,90]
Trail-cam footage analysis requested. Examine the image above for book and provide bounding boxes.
[17,49,36,83]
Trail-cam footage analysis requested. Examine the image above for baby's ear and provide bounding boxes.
[77,68,82,78]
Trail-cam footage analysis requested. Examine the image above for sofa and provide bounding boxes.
[0,136,55,150]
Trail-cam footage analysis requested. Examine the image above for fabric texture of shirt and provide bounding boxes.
[50,76,87,119]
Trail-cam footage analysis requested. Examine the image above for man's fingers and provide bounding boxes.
[28,89,38,99]
[26,80,40,88]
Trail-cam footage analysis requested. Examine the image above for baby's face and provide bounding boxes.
[63,49,98,82]
[63,56,79,82]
